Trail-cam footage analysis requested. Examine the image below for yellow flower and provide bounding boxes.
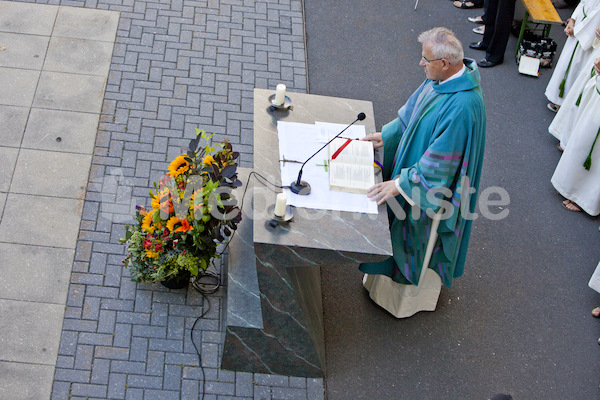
[145,250,159,258]
[168,155,190,177]
[166,216,180,232]
[202,155,215,166]
[142,212,155,233]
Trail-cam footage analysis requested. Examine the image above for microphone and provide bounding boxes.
[290,112,367,195]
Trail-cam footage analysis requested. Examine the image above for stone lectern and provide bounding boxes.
[221,89,393,377]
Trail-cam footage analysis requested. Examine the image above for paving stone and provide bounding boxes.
[43,0,315,399]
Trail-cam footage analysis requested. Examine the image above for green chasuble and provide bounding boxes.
[360,59,486,287]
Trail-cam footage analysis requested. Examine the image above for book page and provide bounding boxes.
[328,138,373,166]
[329,162,375,194]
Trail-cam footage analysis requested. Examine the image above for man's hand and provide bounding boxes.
[361,132,383,149]
[565,18,575,36]
[367,180,400,205]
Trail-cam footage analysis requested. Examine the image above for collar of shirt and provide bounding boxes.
[440,65,466,84]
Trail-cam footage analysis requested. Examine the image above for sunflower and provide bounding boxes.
[168,155,190,177]
[142,212,155,233]
[202,155,215,166]
[166,216,194,233]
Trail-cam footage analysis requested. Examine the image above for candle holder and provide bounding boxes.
[267,204,294,228]
[267,94,292,112]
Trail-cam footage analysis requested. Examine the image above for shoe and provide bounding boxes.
[477,58,502,67]
[453,0,483,8]
[468,15,484,23]
[547,102,560,112]
[473,26,485,35]
[469,41,487,50]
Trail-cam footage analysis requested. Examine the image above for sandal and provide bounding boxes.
[592,307,600,318]
[453,0,482,8]
[547,102,560,112]
[562,199,582,212]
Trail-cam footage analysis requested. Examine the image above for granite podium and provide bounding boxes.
[221,89,393,377]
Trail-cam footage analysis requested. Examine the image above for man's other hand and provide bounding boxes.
[367,180,400,205]
[361,132,383,149]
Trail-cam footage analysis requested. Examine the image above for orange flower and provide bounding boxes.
[166,216,194,233]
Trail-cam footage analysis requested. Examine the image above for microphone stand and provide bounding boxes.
[290,112,366,195]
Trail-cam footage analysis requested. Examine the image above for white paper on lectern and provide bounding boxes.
[277,121,378,214]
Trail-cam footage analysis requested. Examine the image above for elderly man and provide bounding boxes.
[361,27,486,318]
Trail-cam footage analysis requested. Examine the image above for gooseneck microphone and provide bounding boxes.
[289,112,367,195]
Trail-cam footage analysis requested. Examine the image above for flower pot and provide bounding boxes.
[160,271,191,289]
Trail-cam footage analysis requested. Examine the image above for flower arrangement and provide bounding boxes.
[120,129,242,284]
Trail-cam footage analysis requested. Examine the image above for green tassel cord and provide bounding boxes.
[582,85,600,171]
[560,42,579,98]
[576,66,596,106]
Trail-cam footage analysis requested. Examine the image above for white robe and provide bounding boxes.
[548,42,600,146]
[545,0,600,105]
[551,76,600,216]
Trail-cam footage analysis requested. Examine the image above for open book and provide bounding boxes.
[328,138,375,194]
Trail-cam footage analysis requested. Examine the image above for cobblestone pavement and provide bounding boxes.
[19,0,321,398]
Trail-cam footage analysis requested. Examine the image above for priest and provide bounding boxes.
[360,27,486,318]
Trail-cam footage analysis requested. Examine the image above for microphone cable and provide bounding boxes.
[189,169,287,400]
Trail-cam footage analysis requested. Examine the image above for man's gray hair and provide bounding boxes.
[418,27,464,65]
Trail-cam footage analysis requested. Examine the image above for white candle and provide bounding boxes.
[274,192,287,217]
[274,84,286,105]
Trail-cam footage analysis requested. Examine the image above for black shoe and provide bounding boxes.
[477,58,502,67]
[469,41,487,50]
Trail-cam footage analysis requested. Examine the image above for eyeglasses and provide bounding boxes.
[421,55,444,64]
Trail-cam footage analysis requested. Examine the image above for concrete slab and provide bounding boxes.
[0,193,83,248]
[53,6,120,42]
[0,67,40,107]
[0,32,49,70]
[0,361,55,400]
[22,108,99,154]
[0,146,18,191]
[0,298,64,364]
[0,105,29,147]
[0,243,74,304]
[0,1,57,36]
[0,191,5,215]
[10,148,91,198]
[33,71,107,113]
[44,36,114,76]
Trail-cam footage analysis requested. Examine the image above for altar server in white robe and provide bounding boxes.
[551,57,600,215]
[549,26,600,147]
[545,0,600,111]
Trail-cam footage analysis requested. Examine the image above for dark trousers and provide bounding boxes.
[481,0,516,63]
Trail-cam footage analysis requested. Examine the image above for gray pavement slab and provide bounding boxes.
[33,71,108,113]
[53,6,120,42]
[0,1,57,35]
[0,146,18,191]
[0,193,83,248]
[0,298,65,364]
[11,149,91,198]
[0,105,29,147]
[0,67,40,107]
[22,108,100,154]
[0,361,55,400]
[0,243,74,303]
[44,37,115,76]
[0,32,49,69]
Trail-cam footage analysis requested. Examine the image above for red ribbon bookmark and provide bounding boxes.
[331,138,356,160]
